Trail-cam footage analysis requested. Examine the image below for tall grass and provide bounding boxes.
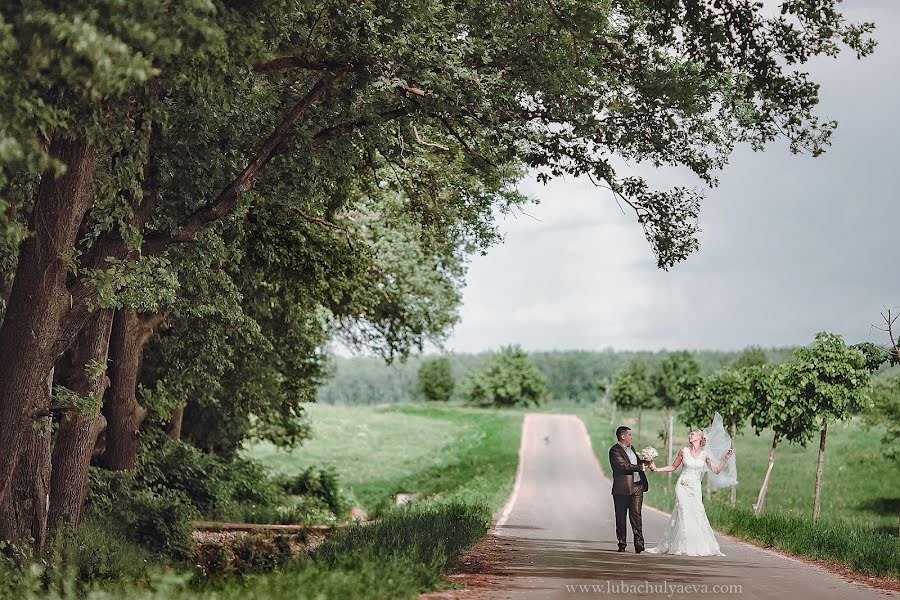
[706,503,900,577]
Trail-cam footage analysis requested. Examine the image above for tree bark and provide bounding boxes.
[47,309,114,532]
[753,436,779,516]
[0,138,96,511]
[0,370,53,551]
[728,415,737,507]
[813,424,827,520]
[101,309,162,470]
[166,401,185,441]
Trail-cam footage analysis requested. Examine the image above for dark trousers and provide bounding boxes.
[613,491,644,551]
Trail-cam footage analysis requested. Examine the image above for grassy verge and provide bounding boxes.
[49,502,488,600]
[579,404,900,578]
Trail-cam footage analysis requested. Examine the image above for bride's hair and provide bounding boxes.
[690,429,707,447]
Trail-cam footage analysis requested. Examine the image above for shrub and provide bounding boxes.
[461,345,548,407]
[278,466,349,518]
[136,440,230,516]
[417,357,455,402]
[231,535,292,573]
[129,488,199,562]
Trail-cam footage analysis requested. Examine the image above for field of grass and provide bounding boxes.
[243,403,523,518]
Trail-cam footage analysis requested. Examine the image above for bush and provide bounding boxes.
[84,468,197,563]
[231,534,293,573]
[278,466,349,518]
[417,357,455,402]
[461,345,548,407]
[219,456,286,508]
[136,440,231,516]
[129,488,199,562]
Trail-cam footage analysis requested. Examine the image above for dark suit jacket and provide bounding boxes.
[608,443,649,495]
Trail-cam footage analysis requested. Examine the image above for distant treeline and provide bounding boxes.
[316,348,797,405]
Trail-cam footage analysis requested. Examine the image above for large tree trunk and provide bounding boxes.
[728,415,737,507]
[101,310,163,470]
[753,436,779,516]
[0,138,96,511]
[0,370,53,551]
[813,424,827,520]
[47,309,114,532]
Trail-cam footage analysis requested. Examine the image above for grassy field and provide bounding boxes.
[243,403,523,518]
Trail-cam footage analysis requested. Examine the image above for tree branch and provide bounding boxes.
[142,77,333,254]
[411,125,449,151]
[253,57,352,73]
[312,106,412,147]
[437,115,493,164]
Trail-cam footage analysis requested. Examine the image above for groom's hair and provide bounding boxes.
[615,426,631,440]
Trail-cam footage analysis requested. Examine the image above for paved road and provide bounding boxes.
[422,413,894,600]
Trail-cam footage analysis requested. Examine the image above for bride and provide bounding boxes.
[645,413,737,556]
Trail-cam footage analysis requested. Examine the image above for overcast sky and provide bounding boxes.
[432,3,899,355]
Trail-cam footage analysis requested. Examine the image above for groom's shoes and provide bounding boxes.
[635,547,644,554]
[617,545,626,553]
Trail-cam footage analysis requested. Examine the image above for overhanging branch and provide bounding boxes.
[143,77,333,254]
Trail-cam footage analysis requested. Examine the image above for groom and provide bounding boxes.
[608,426,649,553]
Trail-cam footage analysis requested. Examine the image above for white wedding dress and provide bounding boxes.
[645,447,725,556]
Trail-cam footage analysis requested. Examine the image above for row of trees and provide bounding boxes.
[610,332,894,520]
[0,0,875,550]
[416,346,548,407]
[320,347,797,405]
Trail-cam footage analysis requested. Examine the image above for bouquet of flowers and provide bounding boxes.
[638,447,659,462]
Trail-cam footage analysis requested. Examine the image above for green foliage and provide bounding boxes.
[610,357,654,411]
[865,374,900,460]
[136,440,233,516]
[278,466,349,518]
[416,357,455,402]
[784,331,872,445]
[653,351,702,409]
[853,341,891,372]
[703,503,900,577]
[731,346,769,369]
[460,345,548,407]
[317,348,797,405]
[128,488,199,562]
[682,367,753,430]
[230,535,293,574]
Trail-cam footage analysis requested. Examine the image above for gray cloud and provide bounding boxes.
[443,4,899,354]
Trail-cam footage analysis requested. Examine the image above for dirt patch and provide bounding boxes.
[419,532,515,599]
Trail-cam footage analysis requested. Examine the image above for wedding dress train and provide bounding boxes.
[645,447,725,556]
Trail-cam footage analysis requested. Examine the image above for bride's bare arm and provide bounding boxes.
[705,448,735,474]
[652,448,683,473]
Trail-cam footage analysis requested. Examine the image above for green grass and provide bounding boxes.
[579,404,900,577]
[244,403,523,519]
[4,502,491,600]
